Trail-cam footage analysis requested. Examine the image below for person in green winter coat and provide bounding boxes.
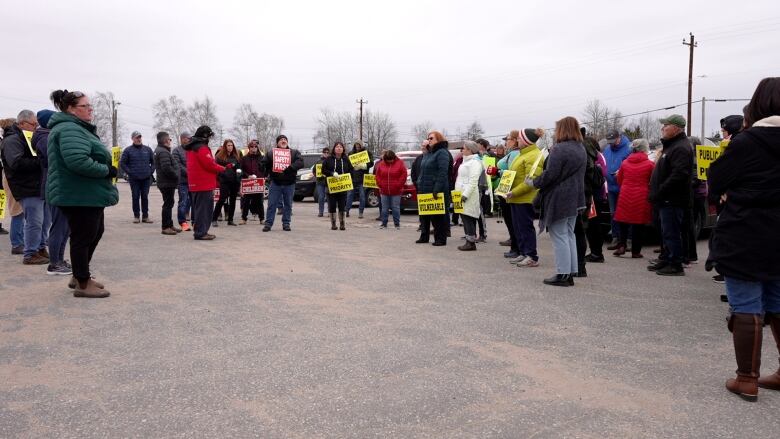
[47,90,118,298]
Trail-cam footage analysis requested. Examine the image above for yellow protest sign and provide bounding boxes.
[417,193,446,215]
[349,150,370,167]
[696,145,725,180]
[494,170,516,197]
[528,147,546,178]
[112,146,121,184]
[315,163,323,178]
[23,130,37,156]
[363,174,378,189]
[0,189,6,219]
[482,156,496,169]
[327,174,354,193]
[451,191,463,214]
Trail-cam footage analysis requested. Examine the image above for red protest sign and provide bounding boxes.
[213,188,220,202]
[241,178,265,195]
[272,148,291,173]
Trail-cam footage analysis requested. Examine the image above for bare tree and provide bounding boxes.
[465,121,485,141]
[363,110,398,156]
[91,91,124,146]
[631,113,662,143]
[254,113,285,150]
[412,121,434,142]
[188,96,221,135]
[153,95,189,142]
[230,104,285,149]
[315,108,357,150]
[582,99,625,139]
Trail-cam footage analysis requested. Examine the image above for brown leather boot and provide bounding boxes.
[758,313,780,390]
[339,212,346,231]
[725,313,762,401]
[68,276,105,289]
[73,279,110,298]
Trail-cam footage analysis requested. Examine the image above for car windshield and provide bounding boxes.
[301,154,321,169]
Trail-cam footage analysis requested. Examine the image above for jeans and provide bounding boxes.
[510,203,538,261]
[607,191,619,241]
[177,183,191,224]
[346,184,366,215]
[265,182,294,227]
[10,213,24,247]
[659,206,684,265]
[316,182,328,215]
[21,197,50,258]
[48,204,70,265]
[462,214,477,242]
[191,191,214,238]
[159,187,176,229]
[129,178,151,218]
[60,206,104,282]
[725,277,780,314]
[380,195,401,226]
[549,216,578,275]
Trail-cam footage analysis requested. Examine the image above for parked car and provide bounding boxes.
[294,153,325,201]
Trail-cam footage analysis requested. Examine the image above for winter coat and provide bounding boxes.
[507,145,543,205]
[603,135,631,193]
[614,152,654,225]
[45,112,118,207]
[172,145,188,184]
[215,154,241,186]
[648,132,693,208]
[240,153,265,179]
[532,140,587,230]
[263,147,304,186]
[348,147,373,186]
[0,124,41,200]
[375,158,407,196]
[416,141,450,195]
[183,138,225,192]
[322,154,354,194]
[119,143,154,181]
[454,154,483,219]
[708,116,780,281]
[153,144,180,189]
[411,154,423,190]
[32,126,50,199]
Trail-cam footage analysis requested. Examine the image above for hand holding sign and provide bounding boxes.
[272,148,292,173]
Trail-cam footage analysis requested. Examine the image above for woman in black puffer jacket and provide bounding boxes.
[212,139,242,226]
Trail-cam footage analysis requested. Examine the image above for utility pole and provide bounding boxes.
[357,98,367,143]
[683,33,697,136]
[701,97,706,141]
[110,98,120,147]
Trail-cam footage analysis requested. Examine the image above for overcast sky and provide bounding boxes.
[2,0,779,148]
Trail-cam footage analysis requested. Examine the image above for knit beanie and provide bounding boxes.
[276,134,288,145]
[36,109,54,129]
[519,128,541,147]
[720,115,744,137]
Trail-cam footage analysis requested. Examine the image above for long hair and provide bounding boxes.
[216,139,240,161]
[554,117,583,143]
[331,141,346,157]
[744,77,780,127]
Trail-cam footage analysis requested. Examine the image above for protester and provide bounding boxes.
[262,135,303,232]
[120,131,154,223]
[603,129,632,248]
[476,138,494,238]
[184,126,224,240]
[172,131,191,231]
[0,110,52,265]
[647,114,693,276]
[239,140,265,225]
[374,149,407,230]
[496,133,521,255]
[504,128,544,267]
[212,139,242,227]
[529,117,586,287]
[0,142,24,253]
[583,135,608,263]
[322,142,353,230]
[47,89,118,298]
[411,142,426,232]
[612,139,654,258]
[153,131,180,235]
[415,131,450,246]
[33,109,72,275]
[314,147,330,217]
[346,140,373,218]
[450,151,463,226]
[708,77,780,401]
[455,141,484,251]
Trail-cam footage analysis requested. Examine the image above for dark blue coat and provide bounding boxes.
[119,143,154,180]
[416,142,451,195]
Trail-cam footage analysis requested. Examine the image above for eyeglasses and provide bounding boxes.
[75,104,93,109]
[249,145,258,149]
[427,137,435,141]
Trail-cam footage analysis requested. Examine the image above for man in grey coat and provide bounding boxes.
[172,131,192,231]
[153,131,180,235]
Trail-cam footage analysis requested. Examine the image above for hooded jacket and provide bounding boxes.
[263,147,304,186]
[648,132,693,208]
[0,124,41,200]
[708,116,780,281]
[154,143,180,189]
[322,154,354,194]
[614,152,654,224]
[603,135,631,193]
[374,158,407,196]
[183,138,225,192]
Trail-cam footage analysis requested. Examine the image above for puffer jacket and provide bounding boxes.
[614,152,654,224]
[172,145,188,184]
[604,135,631,193]
[154,144,180,189]
[183,138,225,192]
[507,144,543,204]
[46,112,118,207]
[532,140,587,230]
[374,158,407,196]
[416,141,450,195]
[119,143,154,180]
[454,154,483,218]
[0,124,40,200]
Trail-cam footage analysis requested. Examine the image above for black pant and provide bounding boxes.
[585,203,604,257]
[60,206,104,283]
[328,192,347,213]
[213,182,239,222]
[462,214,477,242]
[419,214,447,244]
[499,197,517,252]
[241,194,264,221]
[618,222,645,255]
[191,191,214,238]
[159,187,175,229]
[574,213,587,270]
[682,207,698,262]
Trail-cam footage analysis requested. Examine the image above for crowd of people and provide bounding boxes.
[1,78,778,402]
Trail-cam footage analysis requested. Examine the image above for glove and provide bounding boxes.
[504,192,512,199]
[236,168,242,175]
[107,165,118,179]
[226,163,234,169]
[333,172,339,177]
[250,174,257,179]
[431,192,439,200]
[461,196,468,203]
[524,177,535,188]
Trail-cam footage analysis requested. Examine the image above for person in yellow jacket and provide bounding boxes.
[504,128,545,267]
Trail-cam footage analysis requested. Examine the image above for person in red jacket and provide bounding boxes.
[183,125,225,240]
[374,150,408,229]
[613,139,655,258]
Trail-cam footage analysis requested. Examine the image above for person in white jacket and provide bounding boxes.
[455,141,484,251]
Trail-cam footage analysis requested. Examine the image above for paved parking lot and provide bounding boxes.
[1,183,778,438]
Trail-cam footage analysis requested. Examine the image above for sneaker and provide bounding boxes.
[358,213,364,219]
[477,236,486,243]
[657,264,685,276]
[516,258,540,267]
[212,221,218,227]
[283,224,291,231]
[142,217,153,224]
[11,245,23,255]
[262,225,271,232]
[23,254,49,265]
[0,227,8,235]
[133,217,141,224]
[395,225,400,230]
[379,225,387,229]
[47,262,72,275]
[713,274,725,284]
[509,255,527,265]
[503,251,519,258]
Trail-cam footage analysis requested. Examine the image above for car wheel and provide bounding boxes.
[293,195,304,202]
[367,189,379,208]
